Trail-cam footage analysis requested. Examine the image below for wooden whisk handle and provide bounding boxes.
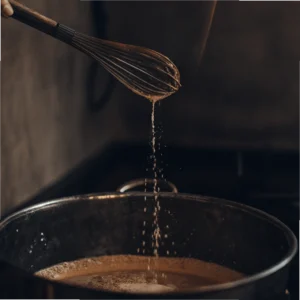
[10,0,58,35]
[9,0,76,44]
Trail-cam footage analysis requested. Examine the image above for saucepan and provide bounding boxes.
[0,179,297,299]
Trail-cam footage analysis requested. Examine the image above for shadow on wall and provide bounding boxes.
[85,1,116,113]
[0,0,122,215]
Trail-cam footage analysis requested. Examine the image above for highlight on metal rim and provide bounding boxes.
[117,178,179,193]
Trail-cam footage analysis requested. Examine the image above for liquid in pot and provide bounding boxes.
[36,255,244,293]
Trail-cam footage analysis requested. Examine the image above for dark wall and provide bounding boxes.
[1,0,121,215]
[103,1,299,150]
[1,1,299,214]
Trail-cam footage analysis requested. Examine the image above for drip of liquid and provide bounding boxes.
[156,101,165,181]
[35,255,244,294]
[141,179,147,255]
[141,96,171,272]
[151,101,160,258]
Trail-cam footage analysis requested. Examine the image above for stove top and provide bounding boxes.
[1,143,299,299]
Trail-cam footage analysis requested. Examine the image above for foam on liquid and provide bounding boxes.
[35,255,244,294]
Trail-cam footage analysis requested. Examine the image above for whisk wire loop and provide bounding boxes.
[72,33,181,101]
[9,0,181,101]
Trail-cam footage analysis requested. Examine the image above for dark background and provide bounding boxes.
[1,0,299,216]
[0,1,299,298]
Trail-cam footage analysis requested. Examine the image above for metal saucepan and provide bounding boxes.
[0,179,297,299]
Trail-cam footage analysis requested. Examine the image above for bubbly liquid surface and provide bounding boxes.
[36,255,244,294]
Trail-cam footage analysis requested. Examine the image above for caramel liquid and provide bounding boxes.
[36,255,244,294]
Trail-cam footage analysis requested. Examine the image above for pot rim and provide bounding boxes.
[0,192,298,295]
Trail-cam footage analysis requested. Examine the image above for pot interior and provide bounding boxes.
[0,193,296,293]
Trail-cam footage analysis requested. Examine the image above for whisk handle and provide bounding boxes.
[10,0,58,35]
[9,0,75,44]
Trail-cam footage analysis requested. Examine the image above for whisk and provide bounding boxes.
[8,0,181,101]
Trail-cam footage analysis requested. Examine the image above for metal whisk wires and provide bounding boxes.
[9,0,181,101]
[72,33,181,101]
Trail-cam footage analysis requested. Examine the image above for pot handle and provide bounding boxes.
[117,178,178,193]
